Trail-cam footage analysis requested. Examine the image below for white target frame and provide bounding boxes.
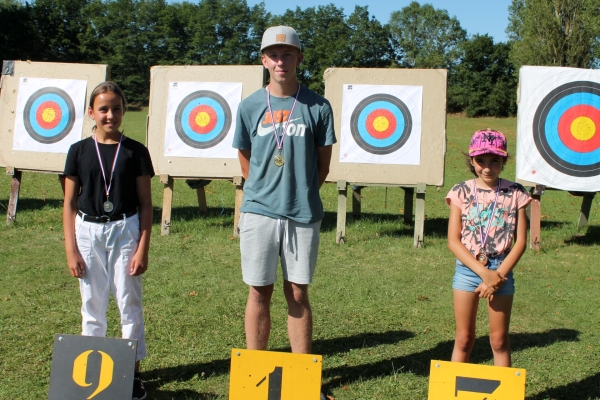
[0,61,109,172]
[517,66,600,191]
[13,77,86,154]
[340,84,423,165]
[163,81,242,159]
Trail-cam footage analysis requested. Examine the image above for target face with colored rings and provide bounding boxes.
[350,93,412,154]
[533,81,600,177]
[174,90,232,149]
[23,87,76,144]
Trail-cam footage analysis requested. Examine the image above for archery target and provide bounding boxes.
[517,67,600,191]
[13,78,86,153]
[340,84,422,165]
[164,82,242,158]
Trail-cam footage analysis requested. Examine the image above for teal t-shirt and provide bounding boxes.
[232,86,336,223]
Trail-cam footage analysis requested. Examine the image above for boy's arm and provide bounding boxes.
[130,175,152,276]
[317,145,332,188]
[238,149,251,180]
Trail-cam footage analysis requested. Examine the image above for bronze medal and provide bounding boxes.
[476,252,488,265]
[274,154,285,167]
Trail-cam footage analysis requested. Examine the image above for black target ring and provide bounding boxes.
[533,81,600,177]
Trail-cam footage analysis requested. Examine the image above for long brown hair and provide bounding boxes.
[89,81,127,111]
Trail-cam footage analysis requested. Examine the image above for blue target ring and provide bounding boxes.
[174,90,231,149]
[350,94,412,154]
[23,87,75,144]
[533,81,600,177]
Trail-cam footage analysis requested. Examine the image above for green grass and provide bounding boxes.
[1,114,599,399]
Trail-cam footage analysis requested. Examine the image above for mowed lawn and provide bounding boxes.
[1,114,599,399]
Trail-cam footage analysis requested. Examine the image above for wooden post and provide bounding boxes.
[233,176,244,238]
[413,183,426,248]
[403,187,414,224]
[577,192,596,231]
[196,187,208,214]
[352,186,361,219]
[160,174,174,236]
[6,167,22,225]
[529,185,544,251]
[336,180,347,244]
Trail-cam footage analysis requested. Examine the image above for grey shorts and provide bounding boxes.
[239,212,321,286]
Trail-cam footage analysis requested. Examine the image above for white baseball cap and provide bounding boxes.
[261,26,301,52]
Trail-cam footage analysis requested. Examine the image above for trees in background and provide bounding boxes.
[507,0,600,69]
[1,0,599,115]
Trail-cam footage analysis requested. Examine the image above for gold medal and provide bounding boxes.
[476,252,488,265]
[274,154,285,167]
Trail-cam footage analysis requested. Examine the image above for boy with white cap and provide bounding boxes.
[232,25,336,372]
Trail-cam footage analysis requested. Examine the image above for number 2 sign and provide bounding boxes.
[228,349,322,399]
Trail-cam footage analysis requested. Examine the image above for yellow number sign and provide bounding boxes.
[428,360,526,400]
[229,349,322,400]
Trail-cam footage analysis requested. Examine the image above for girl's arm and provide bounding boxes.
[447,202,506,289]
[130,175,152,276]
[63,176,84,277]
[496,206,528,276]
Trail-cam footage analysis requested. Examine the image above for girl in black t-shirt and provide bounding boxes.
[63,82,153,400]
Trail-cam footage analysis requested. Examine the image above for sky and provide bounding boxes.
[246,0,513,43]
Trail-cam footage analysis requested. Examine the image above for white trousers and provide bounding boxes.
[75,213,146,361]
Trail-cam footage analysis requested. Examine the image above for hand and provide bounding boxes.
[129,251,148,276]
[67,251,85,278]
[475,282,497,301]
[482,269,506,289]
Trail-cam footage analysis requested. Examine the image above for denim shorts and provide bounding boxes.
[452,253,515,296]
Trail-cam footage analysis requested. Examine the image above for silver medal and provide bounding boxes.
[103,201,114,213]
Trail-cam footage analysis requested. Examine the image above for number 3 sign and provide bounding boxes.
[229,349,323,399]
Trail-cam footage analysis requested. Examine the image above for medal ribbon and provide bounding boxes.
[473,178,501,254]
[94,134,123,201]
[266,84,301,152]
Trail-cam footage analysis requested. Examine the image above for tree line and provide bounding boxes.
[1,0,598,117]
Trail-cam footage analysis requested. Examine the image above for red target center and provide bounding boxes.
[558,104,600,152]
[35,101,62,130]
[188,105,217,134]
[365,109,396,139]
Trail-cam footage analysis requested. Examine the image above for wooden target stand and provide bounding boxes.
[525,184,596,251]
[335,181,426,247]
[159,174,244,236]
[146,65,265,236]
[0,61,109,225]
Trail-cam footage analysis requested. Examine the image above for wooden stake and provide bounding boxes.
[6,167,22,226]
[233,176,244,238]
[577,192,596,231]
[336,180,347,244]
[529,185,544,251]
[413,183,426,248]
[160,174,173,235]
[196,187,208,214]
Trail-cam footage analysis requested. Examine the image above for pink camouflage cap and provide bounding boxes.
[469,129,508,157]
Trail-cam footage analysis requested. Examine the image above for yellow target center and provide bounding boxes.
[571,116,595,140]
[373,116,390,132]
[195,112,211,127]
[42,108,56,123]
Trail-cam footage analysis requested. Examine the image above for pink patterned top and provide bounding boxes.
[446,179,532,256]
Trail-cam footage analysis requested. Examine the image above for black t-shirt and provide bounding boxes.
[64,136,155,217]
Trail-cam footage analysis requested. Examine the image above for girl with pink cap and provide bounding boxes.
[445,129,531,367]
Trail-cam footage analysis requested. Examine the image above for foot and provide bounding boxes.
[132,371,147,400]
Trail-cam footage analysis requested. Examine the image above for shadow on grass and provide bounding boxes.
[149,388,220,400]
[528,372,600,400]
[10,198,63,211]
[152,206,235,226]
[321,328,580,392]
[565,225,600,246]
[143,330,414,393]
